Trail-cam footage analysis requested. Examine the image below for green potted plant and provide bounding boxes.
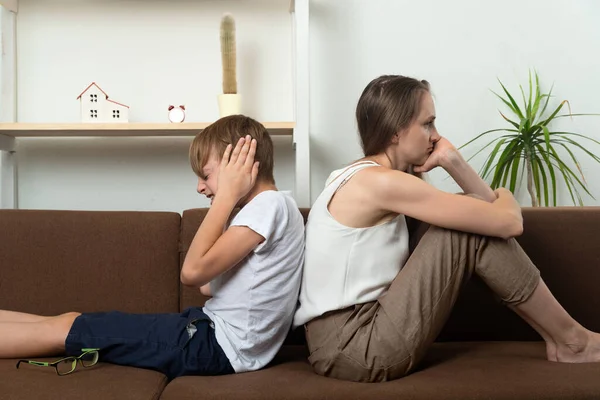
[460,71,600,206]
[218,13,240,117]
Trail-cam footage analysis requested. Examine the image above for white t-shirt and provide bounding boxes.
[202,190,305,373]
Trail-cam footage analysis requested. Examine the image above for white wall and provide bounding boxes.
[309,0,600,206]
[17,135,294,211]
[15,0,294,212]
[15,0,600,211]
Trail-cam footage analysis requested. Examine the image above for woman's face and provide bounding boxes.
[396,92,440,166]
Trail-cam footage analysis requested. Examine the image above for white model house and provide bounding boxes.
[77,82,130,123]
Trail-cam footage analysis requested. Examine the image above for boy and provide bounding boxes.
[0,115,306,380]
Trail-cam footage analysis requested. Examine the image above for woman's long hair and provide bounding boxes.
[356,75,430,179]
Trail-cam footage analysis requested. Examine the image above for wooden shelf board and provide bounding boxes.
[0,122,295,137]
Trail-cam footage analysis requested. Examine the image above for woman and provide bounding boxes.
[293,75,600,382]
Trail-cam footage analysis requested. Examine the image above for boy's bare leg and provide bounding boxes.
[514,280,600,363]
[0,310,50,323]
[0,312,80,358]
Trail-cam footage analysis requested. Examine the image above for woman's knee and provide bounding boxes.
[422,222,482,241]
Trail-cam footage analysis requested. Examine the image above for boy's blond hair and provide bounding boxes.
[189,115,275,184]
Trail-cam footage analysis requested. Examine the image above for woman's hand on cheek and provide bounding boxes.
[413,154,439,173]
[413,137,457,173]
[216,136,260,203]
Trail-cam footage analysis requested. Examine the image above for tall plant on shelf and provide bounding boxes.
[217,13,241,117]
[460,71,600,206]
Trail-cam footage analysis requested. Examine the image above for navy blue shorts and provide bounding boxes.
[65,307,234,380]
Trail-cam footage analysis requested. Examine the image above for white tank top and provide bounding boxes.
[293,161,410,327]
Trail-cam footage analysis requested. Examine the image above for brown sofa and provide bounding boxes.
[1,207,600,400]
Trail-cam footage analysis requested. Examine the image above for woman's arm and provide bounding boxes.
[365,169,522,239]
[415,137,496,203]
[441,150,496,203]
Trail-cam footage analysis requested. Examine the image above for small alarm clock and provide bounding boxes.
[168,105,186,123]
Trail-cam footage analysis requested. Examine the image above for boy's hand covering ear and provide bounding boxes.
[217,135,260,202]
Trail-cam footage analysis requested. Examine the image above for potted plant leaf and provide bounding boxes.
[217,13,240,117]
[460,70,600,206]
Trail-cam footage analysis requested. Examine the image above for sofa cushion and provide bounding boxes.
[0,359,167,400]
[0,210,181,314]
[179,208,211,310]
[160,342,600,399]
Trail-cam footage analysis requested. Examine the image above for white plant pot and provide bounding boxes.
[218,94,241,117]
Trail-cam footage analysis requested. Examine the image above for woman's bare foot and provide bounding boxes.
[555,329,600,363]
[546,341,557,362]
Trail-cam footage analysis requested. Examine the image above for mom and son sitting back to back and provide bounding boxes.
[3,75,600,383]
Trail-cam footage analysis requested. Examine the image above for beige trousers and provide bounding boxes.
[304,222,541,382]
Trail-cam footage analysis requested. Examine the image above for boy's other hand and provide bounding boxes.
[217,135,260,202]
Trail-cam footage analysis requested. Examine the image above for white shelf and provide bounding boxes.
[0,0,310,209]
[0,122,295,137]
